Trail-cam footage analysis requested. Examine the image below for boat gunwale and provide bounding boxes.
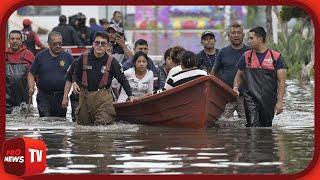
[113,75,237,108]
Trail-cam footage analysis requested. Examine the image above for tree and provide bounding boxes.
[279,6,310,36]
[270,22,313,81]
[279,7,313,84]
[246,6,262,28]
[265,6,273,42]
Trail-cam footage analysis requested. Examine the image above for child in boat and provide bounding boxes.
[157,47,174,89]
[165,46,186,82]
[164,50,208,90]
[116,51,154,102]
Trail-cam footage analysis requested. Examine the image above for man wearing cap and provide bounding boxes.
[107,24,133,65]
[233,26,286,127]
[28,31,74,118]
[21,18,46,55]
[5,30,35,114]
[197,30,219,72]
[52,15,84,46]
[211,22,250,120]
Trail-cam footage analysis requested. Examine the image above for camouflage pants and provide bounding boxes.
[76,88,116,126]
[223,95,245,119]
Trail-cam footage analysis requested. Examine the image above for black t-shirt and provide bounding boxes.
[30,49,74,92]
[197,49,219,72]
[74,50,132,96]
[213,45,250,89]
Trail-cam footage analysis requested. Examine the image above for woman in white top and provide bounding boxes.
[117,51,154,102]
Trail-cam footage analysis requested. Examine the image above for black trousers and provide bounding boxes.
[36,90,67,117]
[244,91,275,127]
[70,93,79,122]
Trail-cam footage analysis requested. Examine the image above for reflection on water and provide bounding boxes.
[6,79,314,174]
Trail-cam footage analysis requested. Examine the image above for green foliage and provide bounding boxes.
[270,22,313,78]
[280,6,308,22]
[246,6,262,28]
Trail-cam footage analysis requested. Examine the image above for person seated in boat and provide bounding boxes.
[122,39,159,90]
[162,51,208,91]
[157,47,173,89]
[115,51,154,103]
[165,46,186,82]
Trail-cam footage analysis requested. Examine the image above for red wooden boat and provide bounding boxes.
[113,76,237,129]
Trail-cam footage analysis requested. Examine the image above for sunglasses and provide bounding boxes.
[94,41,107,47]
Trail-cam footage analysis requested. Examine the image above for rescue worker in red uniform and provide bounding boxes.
[5,30,35,114]
[21,18,46,55]
[73,32,136,125]
[233,26,286,127]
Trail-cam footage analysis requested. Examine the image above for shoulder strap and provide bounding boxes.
[248,49,253,67]
[269,49,281,68]
[81,53,89,87]
[269,49,276,68]
[98,55,113,88]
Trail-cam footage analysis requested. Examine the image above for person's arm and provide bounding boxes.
[112,58,133,98]
[233,70,244,96]
[232,54,246,96]
[27,55,40,96]
[116,36,133,58]
[148,71,154,93]
[28,72,36,96]
[34,33,46,49]
[62,80,72,108]
[275,68,286,115]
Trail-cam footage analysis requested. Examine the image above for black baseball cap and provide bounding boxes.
[201,30,215,40]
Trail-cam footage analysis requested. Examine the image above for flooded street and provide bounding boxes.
[5,79,314,174]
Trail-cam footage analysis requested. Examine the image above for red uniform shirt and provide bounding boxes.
[5,47,35,72]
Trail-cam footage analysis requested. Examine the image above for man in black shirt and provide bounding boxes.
[197,30,219,72]
[61,60,79,122]
[28,31,74,117]
[73,32,135,125]
[212,22,249,119]
[52,15,84,46]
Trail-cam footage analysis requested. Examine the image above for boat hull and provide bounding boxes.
[114,76,237,129]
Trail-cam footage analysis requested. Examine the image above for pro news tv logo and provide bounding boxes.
[2,137,46,176]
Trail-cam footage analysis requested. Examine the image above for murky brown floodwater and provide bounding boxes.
[5,79,314,174]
